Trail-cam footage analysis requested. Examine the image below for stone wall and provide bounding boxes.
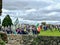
[7,34,60,45]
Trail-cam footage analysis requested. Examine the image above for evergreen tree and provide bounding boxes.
[41,22,46,25]
[2,15,13,27]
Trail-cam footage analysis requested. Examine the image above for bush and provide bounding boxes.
[0,39,6,45]
[0,32,8,43]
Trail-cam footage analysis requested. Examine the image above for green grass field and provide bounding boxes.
[39,29,60,36]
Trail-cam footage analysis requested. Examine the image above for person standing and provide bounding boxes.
[29,26,33,35]
[16,28,22,34]
[37,26,41,34]
[58,25,60,32]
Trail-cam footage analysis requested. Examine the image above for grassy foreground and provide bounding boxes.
[39,29,60,36]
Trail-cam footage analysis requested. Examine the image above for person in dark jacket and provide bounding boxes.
[32,26,38,34]
[16,28,22,34]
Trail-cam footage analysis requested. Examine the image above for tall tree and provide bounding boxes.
[2,15,13,27]
[41,22,46,25]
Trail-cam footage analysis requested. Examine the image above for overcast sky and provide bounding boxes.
[1,0,60,24]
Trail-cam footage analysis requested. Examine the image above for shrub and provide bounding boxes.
[0,32,8,43]
[0,39,6,45]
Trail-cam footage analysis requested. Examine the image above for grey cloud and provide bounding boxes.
[3,1,28,10]
[19,11,60,21]
[3,0,50,10]
[2,0,60,24]
[22,16,60,21]
[40,9,60,14]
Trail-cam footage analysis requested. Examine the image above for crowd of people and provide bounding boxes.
[0,24,60,34]
[43,24,60,32]
[1,25,40,34]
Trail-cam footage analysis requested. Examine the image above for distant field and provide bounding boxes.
[39,29,60,36]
